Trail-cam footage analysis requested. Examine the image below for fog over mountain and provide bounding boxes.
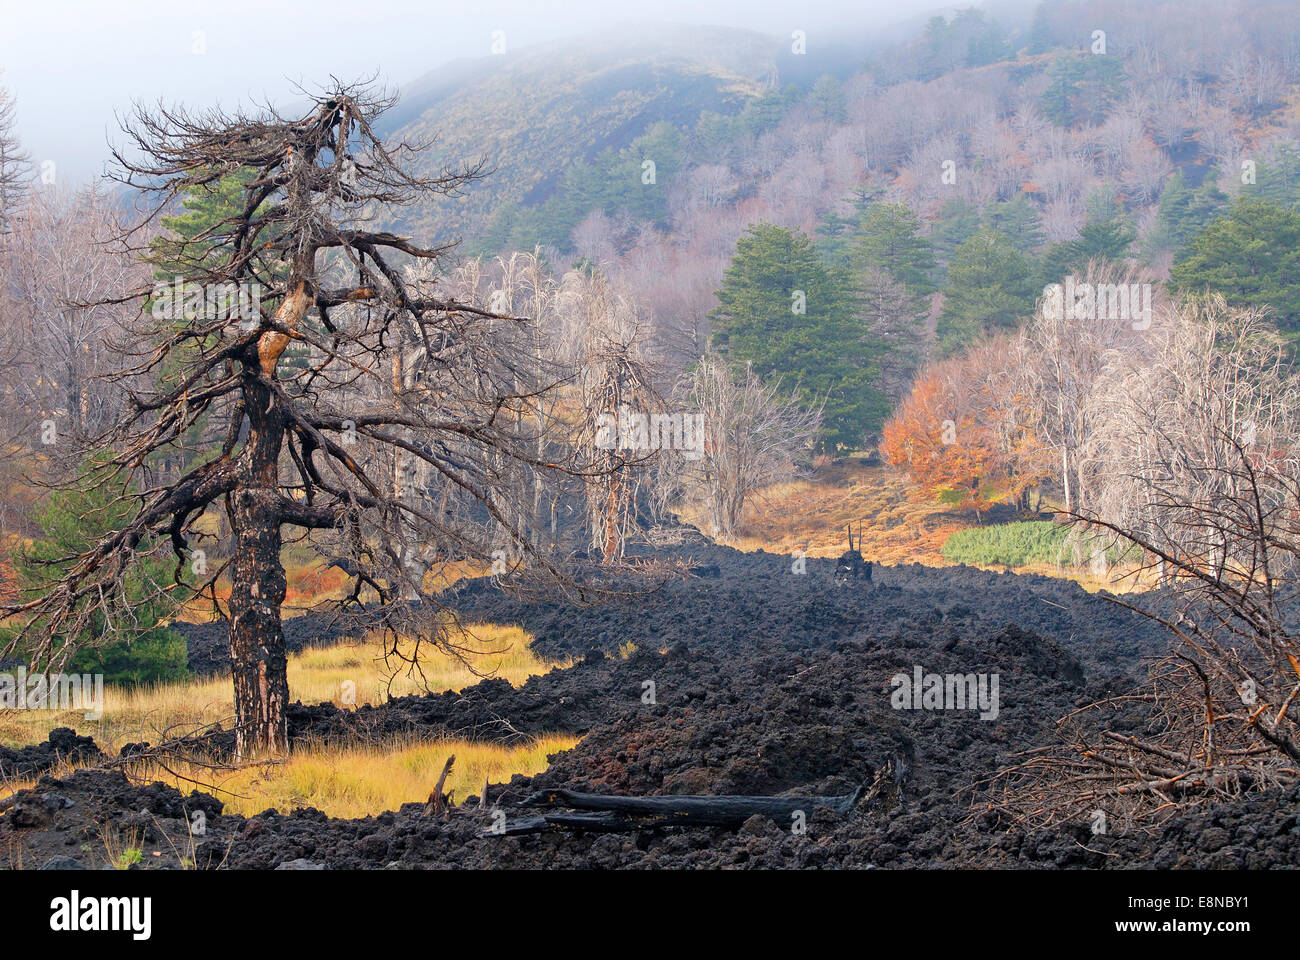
[1,0,943,184]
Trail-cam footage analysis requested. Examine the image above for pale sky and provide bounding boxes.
[0,0,959,184]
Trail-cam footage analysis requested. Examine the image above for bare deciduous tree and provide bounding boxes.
[3,186,139,454]
[0,78,28,239]
[1012,259,1155,512]
[660,352,821,540]
[987,298,1300,831]
[557,267,659,560]
[856,267,925,404]
[1083,298,1296,575]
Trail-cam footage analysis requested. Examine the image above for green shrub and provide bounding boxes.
[68,629,190,686]
[11,456,192,684]
[941,521,1070,567]
[941,521,1138,568]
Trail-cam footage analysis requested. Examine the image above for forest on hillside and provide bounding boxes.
[386,0,1300,520]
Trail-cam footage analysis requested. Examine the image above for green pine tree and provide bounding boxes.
[1147,171,1228,258]
[712,224,886,450]
[1027,2,1058,55]
[11,458,191,684]
[1039,52,1127,127]
[849,203,937,296]
[1249,143,1300,209]
[146,170,285,475]
[937,229,1037,353]
[1171,197,1300,334]
[985,195,1046,255]
[930,198,984,282]
[1038,196,1136,285]
[809,75,847,123]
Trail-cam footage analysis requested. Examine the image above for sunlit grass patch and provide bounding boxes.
[689,463,967,564]
[709,463,1154,592]
[0,734,578,821]
[125,733,578,819]
[1,622,572,820]
[0,623,559,753]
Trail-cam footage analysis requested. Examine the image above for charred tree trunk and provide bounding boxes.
[601,474,625,561]
[227,369,289,758]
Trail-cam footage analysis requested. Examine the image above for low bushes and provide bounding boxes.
[941,520,1138,568]
[941,521,1071,567]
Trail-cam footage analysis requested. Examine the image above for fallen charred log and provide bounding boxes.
[485,777,885,837]
[489,811,710,835]
[526,786,864,818]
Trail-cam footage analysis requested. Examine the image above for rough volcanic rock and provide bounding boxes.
[0,728,104,780]
[8,544,1293,870]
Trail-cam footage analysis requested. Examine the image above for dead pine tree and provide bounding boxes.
[1,82,612,758]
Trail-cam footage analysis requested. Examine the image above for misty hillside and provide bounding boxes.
[379,24,781,247]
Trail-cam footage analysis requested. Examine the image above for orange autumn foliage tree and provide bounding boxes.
[880,338,1049,512]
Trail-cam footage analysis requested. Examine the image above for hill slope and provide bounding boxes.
[380,24,779,248]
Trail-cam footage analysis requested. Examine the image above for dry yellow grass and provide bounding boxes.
[0,735,578,820]
[679,462,969,563]
[0,622,558,753]
[129,734,579,819]
[693,461,1154,593]
[0,622,576,818]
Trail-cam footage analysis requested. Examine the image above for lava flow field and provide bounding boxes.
[3,544,1298,869]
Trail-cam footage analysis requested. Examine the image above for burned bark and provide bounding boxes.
[226,369,290,756]
[423,754,455,817]
[834,522,873,583]
[484,776,891,837]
